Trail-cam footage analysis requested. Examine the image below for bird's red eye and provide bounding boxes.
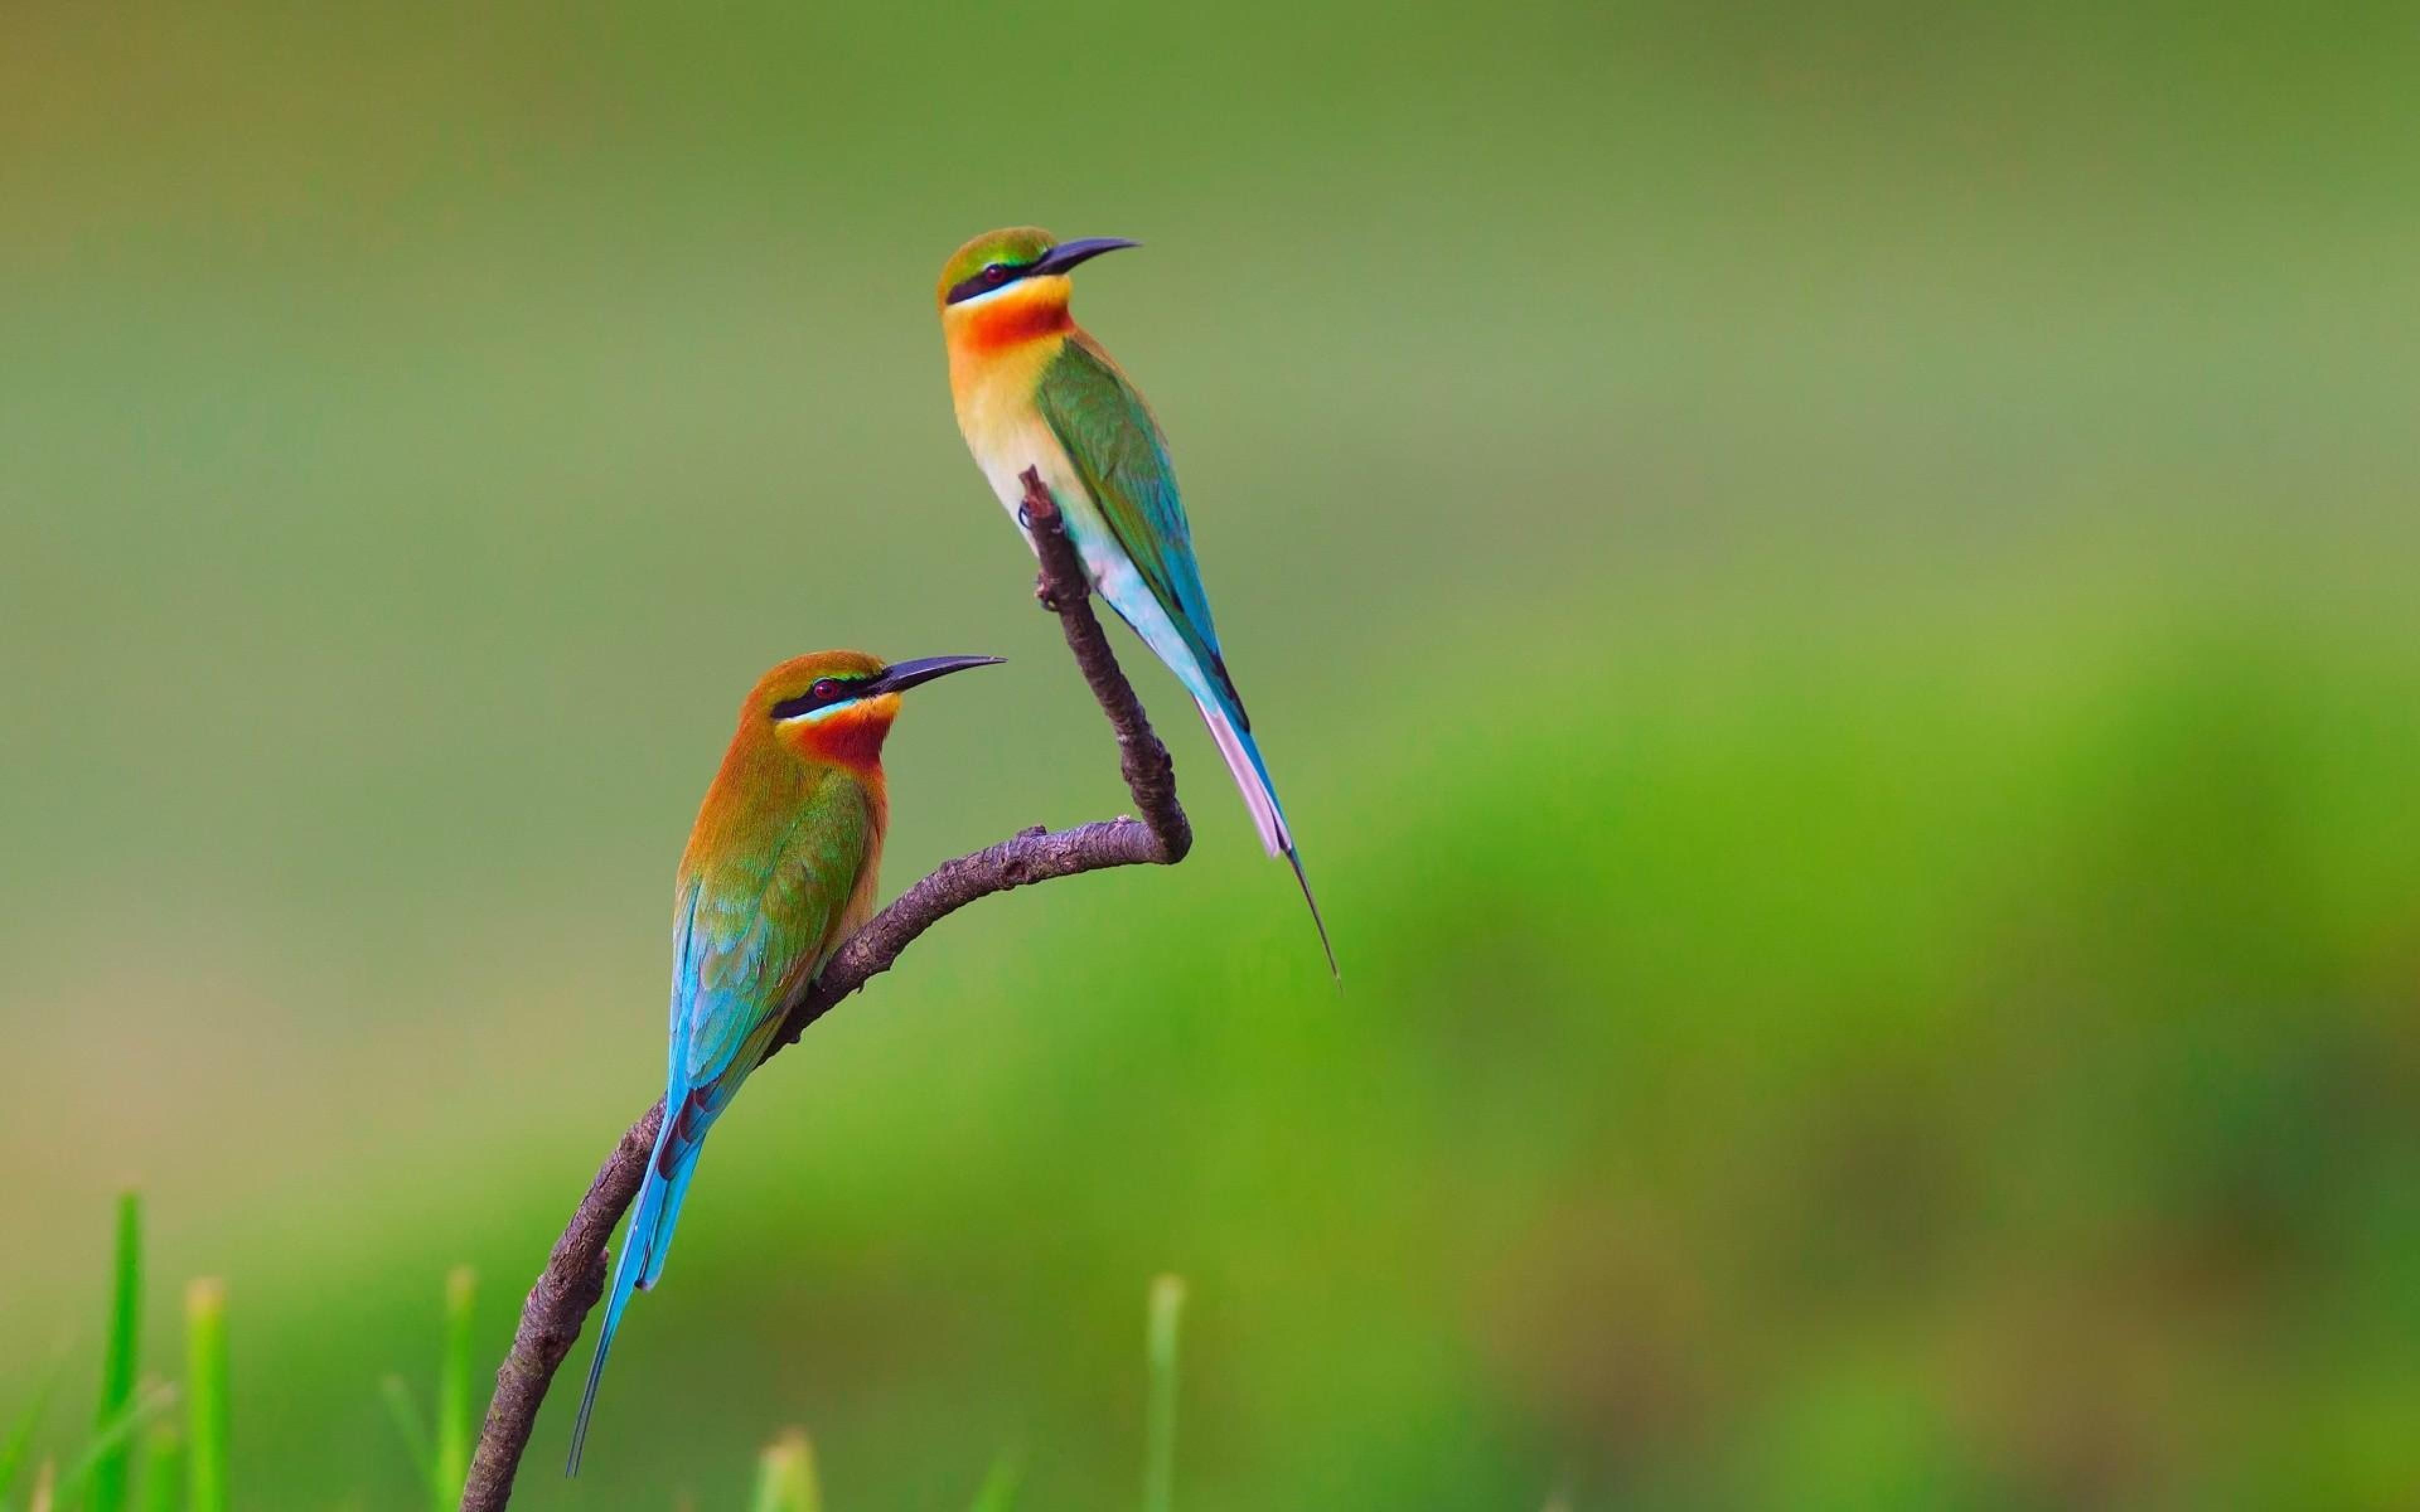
[810,679,844,703]
[982,263,1008,284]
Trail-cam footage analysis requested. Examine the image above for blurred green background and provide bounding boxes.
[4,0,2417,1505]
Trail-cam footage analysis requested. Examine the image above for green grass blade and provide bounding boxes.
[184,1280,228,1512]
[0,1354,67,1501]
[1143,1274,1185,1512]
[57,1383,177,1506]
[967,1452,1022,1512]
[135,1425,180,1512]
[89,1193,145,1512]
[433,1267,475,1511]
[748,1430,820,1512]
[377,1377,434,1486]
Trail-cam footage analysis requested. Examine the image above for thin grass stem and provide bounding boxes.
[89,1193,144,1512]
[136,1425,180,1512]
[1143,1274,1185,1512]
[184,1281,228,1512]
[434,1268,476,1511]
[748,1430,820,1512]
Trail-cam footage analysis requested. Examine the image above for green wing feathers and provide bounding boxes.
[1035,337,1246,720]
[677,782,872,1101]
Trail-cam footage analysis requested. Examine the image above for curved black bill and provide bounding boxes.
[869,655,1005,696]
[1031,237,1139,277]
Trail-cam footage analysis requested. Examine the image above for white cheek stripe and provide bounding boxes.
[951,281,1023,310]
[778,702,852,725]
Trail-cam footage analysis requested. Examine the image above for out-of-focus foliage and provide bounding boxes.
[3,0,2414,1506]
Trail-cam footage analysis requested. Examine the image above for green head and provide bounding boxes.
[935,227,1139,309]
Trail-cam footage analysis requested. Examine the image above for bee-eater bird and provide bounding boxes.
[936,226,1335,975]
[566,649,1003,1472]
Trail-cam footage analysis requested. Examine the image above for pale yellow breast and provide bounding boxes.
[947,330,1085,525]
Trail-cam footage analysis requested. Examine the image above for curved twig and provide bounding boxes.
[461,471,1189,1509]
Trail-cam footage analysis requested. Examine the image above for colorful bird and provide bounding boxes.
[567,649,1002,1472]
[936,227,1335,974]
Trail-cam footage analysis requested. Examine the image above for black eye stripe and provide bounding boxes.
[946,258,1037,305]
[769,676,863,721]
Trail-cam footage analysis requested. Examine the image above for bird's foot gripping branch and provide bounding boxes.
[459,471,1188,1511]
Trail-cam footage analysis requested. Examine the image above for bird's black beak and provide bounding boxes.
[869,655,1005,696]
[1031,238,1139,277]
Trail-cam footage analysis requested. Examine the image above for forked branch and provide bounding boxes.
[461,470,1188,1509]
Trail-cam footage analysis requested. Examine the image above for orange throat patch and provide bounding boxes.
[948,277,1074,358]
[784,696,900,776]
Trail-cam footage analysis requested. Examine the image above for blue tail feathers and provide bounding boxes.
[565,1097,710,1475]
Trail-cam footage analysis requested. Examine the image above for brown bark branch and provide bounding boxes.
[461,470,1189,1509]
